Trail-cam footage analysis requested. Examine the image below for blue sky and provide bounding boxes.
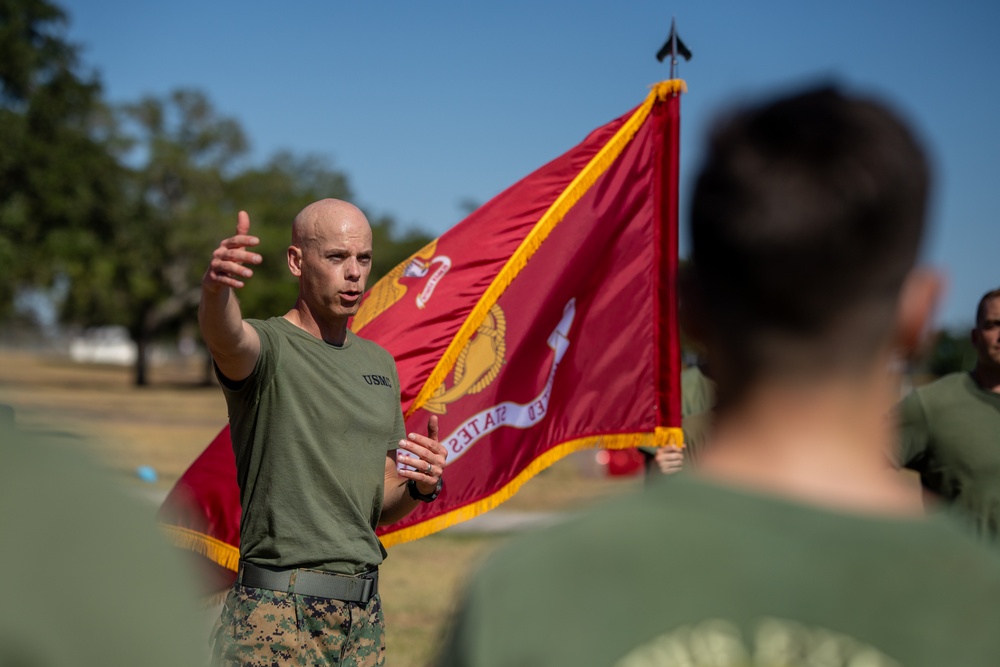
[60,0,999,329]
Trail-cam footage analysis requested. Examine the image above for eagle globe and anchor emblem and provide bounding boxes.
[436,299,577,464]
[352,243,577,465]
[423,303,507,416]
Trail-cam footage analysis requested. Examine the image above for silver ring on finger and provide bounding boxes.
[426,462,432,474]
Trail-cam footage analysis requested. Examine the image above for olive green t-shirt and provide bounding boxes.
[0,424,203,667]
[221,317,406,575]
[898,372,1000,540]
[679,365,715,460]
[680,365,715,418]
[438,474,1000,667]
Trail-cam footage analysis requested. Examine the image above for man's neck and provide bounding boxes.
[696,371,924,518]
[283,302,350,347]
[971,365,1000,394]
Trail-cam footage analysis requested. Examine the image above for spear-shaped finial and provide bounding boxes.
[655,17,692,79]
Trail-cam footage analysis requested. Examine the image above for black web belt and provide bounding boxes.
[238,561,378,604]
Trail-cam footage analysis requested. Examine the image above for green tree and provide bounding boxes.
[923,327,977,378]
[0,0,124,319]
[0,0,432,384]
[57,93,432,387]
[58,88,248,385]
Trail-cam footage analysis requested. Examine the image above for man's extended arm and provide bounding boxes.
[380,416,447,526]
[199,210,263,381]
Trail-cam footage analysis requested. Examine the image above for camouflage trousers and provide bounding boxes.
[211,583,385,666]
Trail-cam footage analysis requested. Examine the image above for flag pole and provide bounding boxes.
[669,17,678,80]
[654,19,691,441]
[656,15,692,81]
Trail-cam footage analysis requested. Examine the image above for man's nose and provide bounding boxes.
[344,257,361,281]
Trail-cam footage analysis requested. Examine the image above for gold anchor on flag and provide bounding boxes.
[422,304,506,415]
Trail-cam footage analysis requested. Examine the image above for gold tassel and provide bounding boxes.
[651,79,688,100]
[654,425,685,448]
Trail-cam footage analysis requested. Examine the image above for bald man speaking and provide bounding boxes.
[200,200,446,667]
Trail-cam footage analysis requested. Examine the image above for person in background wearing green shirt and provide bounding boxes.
[200,199,448,667]
[436,86,1000,667]
[640,363,716,476]
[0,420,204,667]
[897,287,1000,540]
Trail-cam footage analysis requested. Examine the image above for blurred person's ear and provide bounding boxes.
[895,268,943,361]
[971,320,982,349]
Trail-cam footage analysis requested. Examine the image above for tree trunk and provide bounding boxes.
[131,307,153,387]
[134,329,149,386]
[202,350,216,386]
[131,286,201,387]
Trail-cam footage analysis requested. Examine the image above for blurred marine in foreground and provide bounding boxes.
[0,421,202,666]
[436,86,1000,666]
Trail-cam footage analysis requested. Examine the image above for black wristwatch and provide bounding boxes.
[407,477,443,503]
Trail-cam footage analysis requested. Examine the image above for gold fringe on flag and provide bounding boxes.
[380,426,683,548]
[407,80,687,417]
[158,426,685,558]
[160,524,241,573]
[653,79,687,99]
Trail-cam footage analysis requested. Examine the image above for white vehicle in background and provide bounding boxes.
[69,326,136,365]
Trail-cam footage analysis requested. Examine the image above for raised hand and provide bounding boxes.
[204,210,262,292]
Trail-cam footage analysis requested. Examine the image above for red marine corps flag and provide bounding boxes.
[159,79,686,587]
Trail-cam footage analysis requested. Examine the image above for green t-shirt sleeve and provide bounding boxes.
[215,318,277,397]
[896,389,931,471]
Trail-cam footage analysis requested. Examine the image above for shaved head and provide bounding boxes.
[292,199,371,248]
[285,198,374,330]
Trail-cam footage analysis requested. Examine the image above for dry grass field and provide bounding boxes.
[0,348,641,666]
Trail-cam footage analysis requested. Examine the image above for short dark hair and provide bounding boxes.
[688,85,930,396]
[976,289,1000,327]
